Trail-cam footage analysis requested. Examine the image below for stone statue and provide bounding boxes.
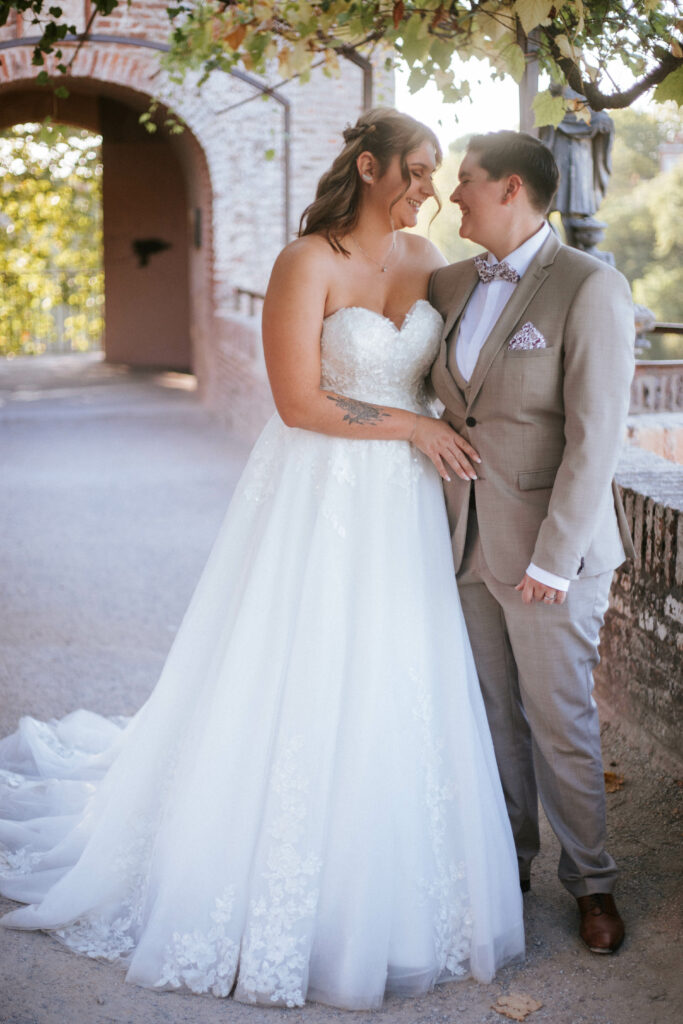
[541,87,647,348]
[540,86,615,258]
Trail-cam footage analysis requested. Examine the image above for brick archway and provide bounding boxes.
[0,9,386,435]
[0,36,292,408]
[0,48,217,372]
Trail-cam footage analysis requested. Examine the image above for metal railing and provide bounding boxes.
[636,321,683,362]
[651,323,683,335]
[233,287,265,319]
[0,268,104,357]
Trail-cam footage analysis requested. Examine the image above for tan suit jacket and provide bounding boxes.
[429,231,636,585]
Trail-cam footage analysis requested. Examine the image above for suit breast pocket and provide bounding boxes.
[505,347,557,360]
[507,346,563,412]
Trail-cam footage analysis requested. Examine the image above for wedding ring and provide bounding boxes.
[543,593,556,603]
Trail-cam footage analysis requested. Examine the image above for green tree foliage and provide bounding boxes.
[0,122,104,356]
[2,2,681,125]
[156,2,683,125]
[600,105,683,348]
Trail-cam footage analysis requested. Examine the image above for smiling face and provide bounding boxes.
[371,139,438,229]
[450,150,507,248]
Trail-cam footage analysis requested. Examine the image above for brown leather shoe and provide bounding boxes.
[576,893,625,953]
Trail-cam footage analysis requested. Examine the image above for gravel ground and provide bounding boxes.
[0,353,681,1024]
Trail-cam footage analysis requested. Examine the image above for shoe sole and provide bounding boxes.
[582,938,624,954]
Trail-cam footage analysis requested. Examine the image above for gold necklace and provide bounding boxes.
[351,231,396,273]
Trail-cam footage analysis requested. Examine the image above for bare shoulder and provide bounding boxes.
[270,234,336,279]
[401,231,447,271]
[265,235,338,318]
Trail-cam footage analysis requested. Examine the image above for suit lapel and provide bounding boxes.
[467,232,561,406]
[442,263,479,341]
[435,264,479,412]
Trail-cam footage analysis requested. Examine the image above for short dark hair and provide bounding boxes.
[467,131,559,214]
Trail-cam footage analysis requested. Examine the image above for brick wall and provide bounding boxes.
[596,445,683,766]
[205,311,274,440]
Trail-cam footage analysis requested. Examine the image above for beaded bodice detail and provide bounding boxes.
[320,300,443,414]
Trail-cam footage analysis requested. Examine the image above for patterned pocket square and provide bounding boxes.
[508,322,547,351]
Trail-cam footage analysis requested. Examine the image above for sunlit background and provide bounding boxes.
[396,61,683,359]
[0,123,104,359]
[1,59,681,361]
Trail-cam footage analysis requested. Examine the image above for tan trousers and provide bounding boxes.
[457,508,618,897]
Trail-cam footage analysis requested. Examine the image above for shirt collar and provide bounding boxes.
[488,221,550,278]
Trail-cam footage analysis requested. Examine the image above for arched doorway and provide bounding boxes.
[0,83,209,372]
[99,94,190,370]
[0,26,376,438]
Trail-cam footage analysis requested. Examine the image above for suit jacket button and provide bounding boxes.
[466,416,477,427]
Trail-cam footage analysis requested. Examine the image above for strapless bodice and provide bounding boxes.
[320,300,443,413]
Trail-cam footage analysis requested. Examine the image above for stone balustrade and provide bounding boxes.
[628,360,683,466]
[631,360,683,414]
[596,445,683,767]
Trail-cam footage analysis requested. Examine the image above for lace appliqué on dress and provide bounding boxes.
[1,847,43,876]
[411,669,473,977]
[52,740,182,965]
[241,302,441,513]
[241,418,283,505]
[156,887,239,997]
[237,736,323,1008]
[54,825,154,962]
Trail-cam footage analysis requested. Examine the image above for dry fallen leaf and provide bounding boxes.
[604,770,625,793]
[492,992,543,1021]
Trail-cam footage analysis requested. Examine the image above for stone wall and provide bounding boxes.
[627,413,683,465]
[596,445,683,767]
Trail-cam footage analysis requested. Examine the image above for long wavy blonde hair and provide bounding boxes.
[299,107,442,255]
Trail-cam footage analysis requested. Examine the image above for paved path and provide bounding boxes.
[0,354,680,1024]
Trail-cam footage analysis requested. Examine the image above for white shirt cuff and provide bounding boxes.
[526,563,570,591]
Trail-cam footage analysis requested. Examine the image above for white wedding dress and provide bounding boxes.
[0,300,524,1010]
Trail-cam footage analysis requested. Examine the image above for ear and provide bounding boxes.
[356,151,377,184]
[502,173,525,204]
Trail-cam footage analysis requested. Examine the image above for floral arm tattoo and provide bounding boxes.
[326,394,391,427]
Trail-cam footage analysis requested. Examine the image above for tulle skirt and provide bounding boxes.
[0,415,524,1009]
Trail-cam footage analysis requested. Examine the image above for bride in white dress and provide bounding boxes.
[0,108,524,1010]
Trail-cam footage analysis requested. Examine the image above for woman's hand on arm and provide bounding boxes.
[261,238,479,481]
[411,417,480,482]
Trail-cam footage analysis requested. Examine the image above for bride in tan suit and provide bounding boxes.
[429,130,635,956]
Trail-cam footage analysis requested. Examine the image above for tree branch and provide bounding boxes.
[551,46,682,111]
[64,5,101,72]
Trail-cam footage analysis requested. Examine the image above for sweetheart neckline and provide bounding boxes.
[322,298,435,333]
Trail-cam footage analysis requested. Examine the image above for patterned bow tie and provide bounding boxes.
[474,254,520,284]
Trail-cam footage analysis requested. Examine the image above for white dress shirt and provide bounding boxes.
[456,222,569,592]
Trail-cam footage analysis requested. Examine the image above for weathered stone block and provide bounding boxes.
[597,448,683,766]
